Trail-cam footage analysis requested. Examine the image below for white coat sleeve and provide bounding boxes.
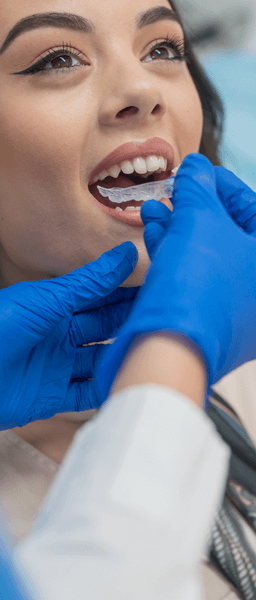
[13,384,230,600]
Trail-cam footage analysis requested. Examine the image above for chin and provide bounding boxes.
[57,409,97,422]
[120,256,149,287]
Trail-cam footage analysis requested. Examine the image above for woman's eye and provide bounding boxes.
[14,47,88,76]
[144,45,174,62]
[143,38,186,64]
[43,54,81,71]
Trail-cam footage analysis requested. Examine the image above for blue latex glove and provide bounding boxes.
[0,242,138,429]
[95,153,256,409]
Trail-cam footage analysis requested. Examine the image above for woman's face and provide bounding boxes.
[0,0,203,288]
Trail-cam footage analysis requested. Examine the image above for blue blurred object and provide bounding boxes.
[202,49,256,192]
[0,509,33,599]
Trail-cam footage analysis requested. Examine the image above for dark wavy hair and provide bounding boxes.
[168,0,224,166]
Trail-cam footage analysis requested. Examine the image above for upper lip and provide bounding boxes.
[88,137,175,185]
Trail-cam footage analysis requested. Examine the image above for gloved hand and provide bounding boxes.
[0,242,138,429]
[142,163,256,255]
[95,153,256,409]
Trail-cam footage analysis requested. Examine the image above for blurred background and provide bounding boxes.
[176,0,256,191]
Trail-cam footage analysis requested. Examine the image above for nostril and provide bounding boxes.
[117,106,139,118]
[152,104,162,115]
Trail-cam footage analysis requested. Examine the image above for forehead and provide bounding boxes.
[0,0,176,36]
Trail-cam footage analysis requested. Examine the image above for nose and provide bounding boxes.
[97,49,168,128]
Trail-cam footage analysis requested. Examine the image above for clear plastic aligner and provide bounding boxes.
[97,176,176,204]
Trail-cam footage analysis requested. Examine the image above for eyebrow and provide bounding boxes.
[0,7,184,56]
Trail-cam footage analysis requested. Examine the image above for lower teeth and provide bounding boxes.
[124,206,139,211]
[114,205,140,211]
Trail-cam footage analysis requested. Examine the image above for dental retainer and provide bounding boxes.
[97,165,180,204]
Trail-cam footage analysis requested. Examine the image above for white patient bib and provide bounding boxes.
[0,429,58,543]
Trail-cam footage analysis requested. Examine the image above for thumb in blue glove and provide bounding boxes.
[142,200,172,260]
[0,242,138,429]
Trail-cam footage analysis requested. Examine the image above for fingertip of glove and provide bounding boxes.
[172,153,215,205]
[179,153,212,169]
[118,241,139,268]
[111,240,136,254]
[176,153,214,184]
[141,200,171,226]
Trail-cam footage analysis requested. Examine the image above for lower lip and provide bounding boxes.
[90,194,173,226]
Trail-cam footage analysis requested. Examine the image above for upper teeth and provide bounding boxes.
[93,155,168,183]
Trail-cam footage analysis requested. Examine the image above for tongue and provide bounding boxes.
[97,173,142,189]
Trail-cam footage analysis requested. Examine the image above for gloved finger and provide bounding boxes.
[75,285,139,313]
[63,378,103,411]
[141,199,172,230]
[172,153,218,213]
[70,300,136,345]
[214,166,256,237]
[143,222,166,260]
[70,343,108,379]
[19,242,138,344]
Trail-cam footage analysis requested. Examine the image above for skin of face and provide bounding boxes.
[0,0,203,290]
[0,0,204,448]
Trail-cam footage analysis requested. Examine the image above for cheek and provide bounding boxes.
[0,98,84,218]
[0,98,82,191]
[172,79,203,156]
[0,100,95,272]
[0,77,99,200]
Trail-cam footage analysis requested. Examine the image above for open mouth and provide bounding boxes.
[88,168,172,211]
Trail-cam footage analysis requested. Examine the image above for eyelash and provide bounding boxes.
[145,34,190,65]
[15,42,86,76]
[16,35,190,77]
